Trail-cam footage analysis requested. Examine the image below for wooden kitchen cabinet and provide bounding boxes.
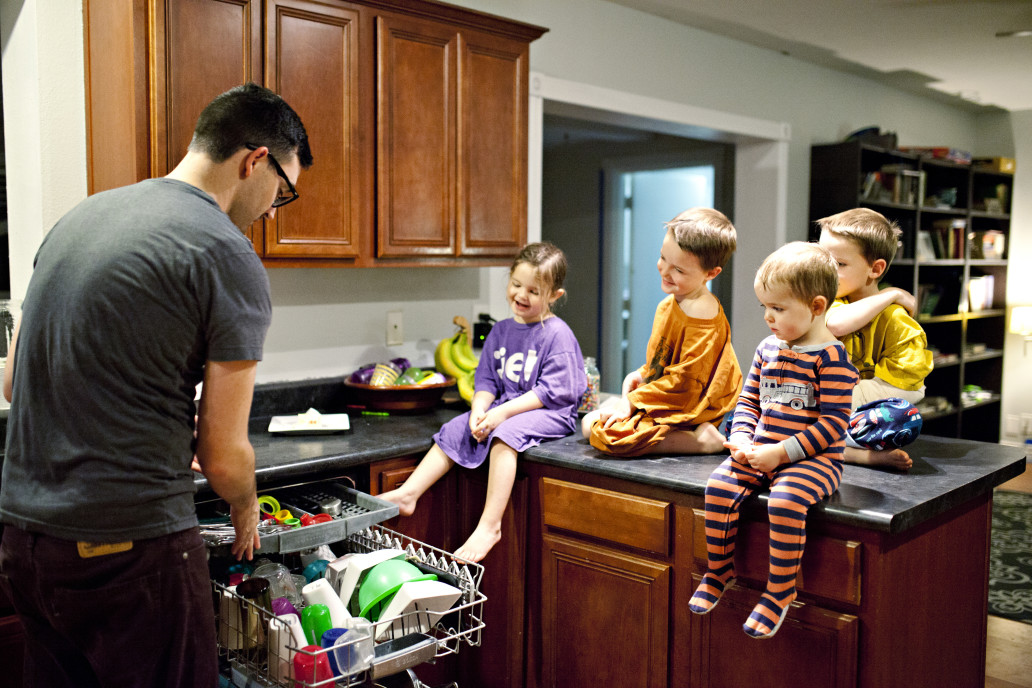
[84,0,545,267]
[536,477,672,688]
[376,14,531,259]
[367,454,456,551]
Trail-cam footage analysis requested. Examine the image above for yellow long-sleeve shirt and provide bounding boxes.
[831,298,933,391]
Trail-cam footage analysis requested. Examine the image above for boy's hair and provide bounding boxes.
[664,207,737,271]
[190,83,313,169]
[755,241,838,306]
[816,208,901,266]
[511,242,568,298]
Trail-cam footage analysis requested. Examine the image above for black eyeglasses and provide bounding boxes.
[245,144,299,208]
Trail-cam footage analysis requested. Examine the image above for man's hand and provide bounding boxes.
[230,494,262,561]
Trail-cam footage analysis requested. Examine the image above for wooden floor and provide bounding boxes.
[986,462,1032,688]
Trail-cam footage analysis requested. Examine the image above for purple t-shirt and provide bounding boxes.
[434,316,586,468]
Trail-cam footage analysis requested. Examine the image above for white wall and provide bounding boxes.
[6,0,1016,397]
[978,110,1032,442]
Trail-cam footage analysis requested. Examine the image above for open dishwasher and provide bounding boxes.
[202,481,486,688]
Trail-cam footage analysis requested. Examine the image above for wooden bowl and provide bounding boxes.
[343,377,456,414]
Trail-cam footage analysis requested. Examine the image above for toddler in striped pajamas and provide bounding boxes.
[688,241,858,639]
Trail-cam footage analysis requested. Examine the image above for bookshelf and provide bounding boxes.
[809,141,1013,443]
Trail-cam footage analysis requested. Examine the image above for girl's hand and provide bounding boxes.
[600,397,633,429]
[471,407,505,442]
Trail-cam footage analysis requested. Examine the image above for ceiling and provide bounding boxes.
[605,0,1032,113]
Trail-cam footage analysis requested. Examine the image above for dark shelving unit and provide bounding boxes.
[809,141,1013,442]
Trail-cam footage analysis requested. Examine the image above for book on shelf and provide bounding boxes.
[931,217,966,259]
[917,283,943,316]
[916,231,937,261]
[967,275,995,312]
[876,164,923,205]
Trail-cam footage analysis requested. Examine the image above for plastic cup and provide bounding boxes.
[300,604,332,645]
[292,645,333,688]
[333,618,373,677]
[320,627,348,675]
[252,562,300,605]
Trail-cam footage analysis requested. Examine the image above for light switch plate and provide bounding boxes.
[386,310,404,346]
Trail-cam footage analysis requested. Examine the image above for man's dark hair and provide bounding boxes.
[189,83,313,169]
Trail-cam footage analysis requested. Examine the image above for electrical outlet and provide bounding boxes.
[1005,414,1021,437]
[386,310,404,346]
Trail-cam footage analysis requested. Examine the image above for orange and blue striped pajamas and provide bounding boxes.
[689,337,857,638]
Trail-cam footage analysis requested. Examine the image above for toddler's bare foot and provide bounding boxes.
[378,488,417,517]
[694,422,727,454]
[454,523,501,563]
[843,446,912,470]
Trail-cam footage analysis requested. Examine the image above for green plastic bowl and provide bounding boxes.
[357,559,437,621]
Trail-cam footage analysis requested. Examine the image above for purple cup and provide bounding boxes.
[271,596,298,619]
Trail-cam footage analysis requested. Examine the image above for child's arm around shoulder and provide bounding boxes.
[826,287,916,338]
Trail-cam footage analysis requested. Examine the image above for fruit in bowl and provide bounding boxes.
[344,363,454,414]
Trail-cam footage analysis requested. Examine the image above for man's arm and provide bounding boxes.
[195,359,261,560]
[3,319,20,402]
[826,288,915,338]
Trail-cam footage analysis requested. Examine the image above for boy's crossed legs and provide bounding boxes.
[846,379,925,470]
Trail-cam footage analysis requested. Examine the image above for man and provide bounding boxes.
[0,83,311,687]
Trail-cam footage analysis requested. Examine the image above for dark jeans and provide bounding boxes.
[0,525,217,688]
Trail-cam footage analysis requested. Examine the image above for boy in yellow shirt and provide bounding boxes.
[582,207,742,456]
[817,208,933,469]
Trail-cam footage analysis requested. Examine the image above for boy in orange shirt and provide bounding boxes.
[581,207,742,456]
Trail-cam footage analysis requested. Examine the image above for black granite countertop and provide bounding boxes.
[195,407,1026,535]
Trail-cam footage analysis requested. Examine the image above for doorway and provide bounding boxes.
[602,159,730,388]
[541,114,733,392]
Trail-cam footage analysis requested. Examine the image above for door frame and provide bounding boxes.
[527,72,790,373]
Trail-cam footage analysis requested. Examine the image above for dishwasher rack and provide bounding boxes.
[213,524,486,687]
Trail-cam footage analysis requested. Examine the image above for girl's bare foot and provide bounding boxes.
[843,446,912,470]
[378,488,417,517]
[454,523,501,563]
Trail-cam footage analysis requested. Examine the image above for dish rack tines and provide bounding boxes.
[212,524,486,687]
[345,525,486,657]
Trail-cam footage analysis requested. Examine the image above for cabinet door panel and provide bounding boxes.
[376,15,457,257]
[159,0,261,244]
[264,0,364,258]
[541,534,669,688]
[690,580,857,688]
[458,30,528,256]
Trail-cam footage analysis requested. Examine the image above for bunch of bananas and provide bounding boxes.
[435,316,479,404]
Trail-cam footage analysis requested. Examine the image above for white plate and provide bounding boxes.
[268,413,350,435]
[337,549,407,615]
[372,579,463,640]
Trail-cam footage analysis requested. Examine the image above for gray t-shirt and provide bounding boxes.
[0,178,271,541]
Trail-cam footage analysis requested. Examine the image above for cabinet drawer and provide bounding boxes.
[541,478,671,556]
[691,508,861,606]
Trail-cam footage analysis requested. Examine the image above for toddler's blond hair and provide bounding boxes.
[755,241,838,306]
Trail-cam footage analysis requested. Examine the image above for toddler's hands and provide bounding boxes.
[744,444,787,473]
[471,408,503,443]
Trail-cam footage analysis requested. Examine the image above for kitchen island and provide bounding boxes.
[191,405,1024,688]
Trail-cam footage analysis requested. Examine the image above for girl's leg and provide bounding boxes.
[378,443,454,517]
[743,457,842,639]
[454,440,518,563]
[689,456,763,614]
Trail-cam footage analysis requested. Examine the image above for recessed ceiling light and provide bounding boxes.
[995,29,1032,38]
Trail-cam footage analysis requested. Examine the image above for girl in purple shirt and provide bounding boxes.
[381,243,586,562]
